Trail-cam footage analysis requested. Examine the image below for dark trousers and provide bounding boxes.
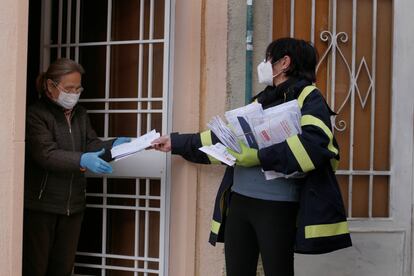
[22,209,84,276]
[224,193,299,276]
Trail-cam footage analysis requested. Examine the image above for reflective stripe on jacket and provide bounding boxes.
[170,80,352,254]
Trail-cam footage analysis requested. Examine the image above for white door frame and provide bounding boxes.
[393,0,414,275]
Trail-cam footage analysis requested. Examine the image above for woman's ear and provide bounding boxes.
[46,79,55,92]
[45,79,59,100]
[281,55,291,71]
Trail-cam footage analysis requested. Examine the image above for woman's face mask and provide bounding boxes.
[51,75,83,109]
[56,89,81,109]
[256,58,284,86]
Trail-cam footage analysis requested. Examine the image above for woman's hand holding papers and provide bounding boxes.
[151,135,171,152]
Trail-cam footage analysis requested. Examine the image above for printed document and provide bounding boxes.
[199,143,236,166]
[111,130,160,160]
[207,116,241,153]
[200,99,303,177]
[251,100,301,148]
[224,102,263,146]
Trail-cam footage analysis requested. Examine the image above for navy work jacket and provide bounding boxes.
[171,79,352,254]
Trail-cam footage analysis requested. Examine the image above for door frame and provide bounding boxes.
[392,1,414,275]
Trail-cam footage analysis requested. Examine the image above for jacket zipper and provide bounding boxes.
[66,111,75,216]
[38,172,49,199]
[67,174,74,215]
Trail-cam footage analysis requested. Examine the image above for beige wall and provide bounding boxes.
[0,0,28,275]
[169,0,228,275]
[0,0,228,275]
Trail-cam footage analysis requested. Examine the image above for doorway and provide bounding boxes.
[27,1,172,275]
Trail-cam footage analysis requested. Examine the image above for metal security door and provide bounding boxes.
[272,0,414,275]
[40,0,172,275]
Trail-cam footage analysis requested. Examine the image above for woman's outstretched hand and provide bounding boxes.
[150,135,171,152]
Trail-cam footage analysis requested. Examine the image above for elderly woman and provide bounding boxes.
[152,38,351,276]
[23,58,129,276]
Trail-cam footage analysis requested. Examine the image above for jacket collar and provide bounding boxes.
[253,78,311,109]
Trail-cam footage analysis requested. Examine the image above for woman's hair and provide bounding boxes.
[265,37,319,82]
[36,58,85,94]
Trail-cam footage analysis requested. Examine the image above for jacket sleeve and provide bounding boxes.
[171,130,222,164]
[258,89,339,174]
[26,107,83,173]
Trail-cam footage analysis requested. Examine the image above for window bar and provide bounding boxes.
[147,0,155,134]
[77,251,159,262]
[87,204,160,212]
[104,0,112,139]
[40,0,52,71]
[161,1,172,274]
[144,179,150,276]
[347,0,357,219]
[134,179,140,276]
[311,0,315,44]
[80,97,163,103]
[101,1,113,274]
[147,2,155,271]
[290,0,295,37]
[87,192,160,200]
[160,176,168,276]
[87,110,162,114]
[137,0,145,137]
[369,0,378,218]
[336,170,390,176]
[102,178,108,276]
[58,0,63,58]
[163,0,171,136]
[75,263,158,274]
[66,0,72,58]
[47,39,165,48]
[74,0,80,62]
[136,0,146,273]
[329,0,337,112]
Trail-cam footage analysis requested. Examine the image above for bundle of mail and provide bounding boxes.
[199,100,302,180]
[111,130,160,161]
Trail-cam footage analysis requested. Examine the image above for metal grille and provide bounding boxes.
[273,0,392,219]
[40,0,172,275]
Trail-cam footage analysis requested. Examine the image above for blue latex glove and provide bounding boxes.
[227,142,260,167]
[112,137,131,147]
[80,149,113,174]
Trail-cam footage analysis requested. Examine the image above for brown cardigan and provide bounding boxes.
[24,97,114,215]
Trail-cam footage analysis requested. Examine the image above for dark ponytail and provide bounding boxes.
[35,72,47,94]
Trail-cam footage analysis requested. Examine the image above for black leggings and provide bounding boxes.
[224,193,299,276]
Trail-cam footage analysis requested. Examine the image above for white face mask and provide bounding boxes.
[257,60,274,86]
[56,90,80,109]
[257,59,284,86]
